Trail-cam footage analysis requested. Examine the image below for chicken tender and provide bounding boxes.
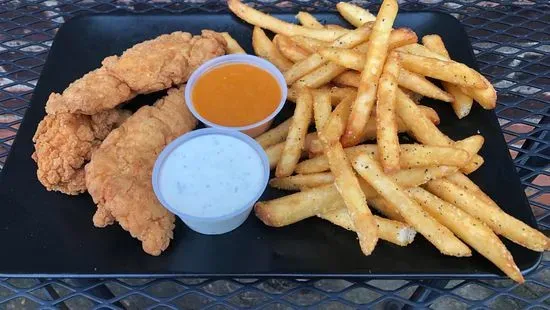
[32,109,130,195]
[45,30,227,115]
[85,87,198,256]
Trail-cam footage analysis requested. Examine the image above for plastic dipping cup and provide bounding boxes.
[184,54,287,137]
[152,128,269,235]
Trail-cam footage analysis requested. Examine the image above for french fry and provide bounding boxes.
[369,197,406,222]
[425,179,550,252]
[290,35,328,53]
[324,142,378,255]
[276,89,313,177]
[376,51,401,173]
[274,34,309,62]
[296,144,469,174]
[396,43,447,60]
[396,88,453,145]
[294,62,347,88]
[296,11,323,29]
[420,35,473,118]
[328,87,358,106]
[407,187,524,283]
[306,105,440,157]
[326,24,346,30]
[284,53,325,85]
[333,71,360,88]
[330,22,373,48]
[320,49,453,102]
[255,165,457,226]
[454,135,484,158]
[342,0,398,146]
[320,48,363,70]
[396,89,484,172]
[352,154,471,257]
[228,0,348,41]
[421,35,496,111]
[398,69,454,102]
[320,210,417,246]
[336,2,377,27]
[221,32,246,54]
[461,156,484,174]
[256,118,292,149]
[398,52,487,89]
[252,27,293,71]
[319,95,353,146]
[269,172,335,191]
[266,143,284,170]
[312,89,332,131]
[445,172,494,205]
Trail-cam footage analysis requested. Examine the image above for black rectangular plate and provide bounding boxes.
[0,12,541,278]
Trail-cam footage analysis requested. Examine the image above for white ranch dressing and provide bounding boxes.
[157,133,265,218]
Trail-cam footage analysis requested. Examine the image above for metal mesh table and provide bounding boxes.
[0,0,548,309]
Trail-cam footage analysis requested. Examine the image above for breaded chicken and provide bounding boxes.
[45,30,227,115]
[85,87,197,256]
[32,109,131,195]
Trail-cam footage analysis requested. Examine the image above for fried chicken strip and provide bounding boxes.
[45,30,227,115]
[32,109,131,195]
[85,87,198,256]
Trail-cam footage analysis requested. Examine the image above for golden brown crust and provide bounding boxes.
[45,30,227,115]
[85,87,197,256]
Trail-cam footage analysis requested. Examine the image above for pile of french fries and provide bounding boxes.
[227,0,550,283]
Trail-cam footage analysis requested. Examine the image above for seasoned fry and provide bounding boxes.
[336,2,377,27]
[420,35,473,117]
[352,154,471,256]
[306,105,440,157]
[368,198,406,222]
[228,0,348,41]
[398,52,487,89]
[284,53,325,85]
[266,143,284,169]
[330,23,373,48]
[320,210,416,246]
[255,184,341,227]
[296,12,323,28]
[324,143,378,255]
[319,95,353,146]
[312,89,332,131]
[276,89,313,177]
[421,35,496,110]
[343,0,398,146]
[445,172,494,205]
[255,165,457,226]
[319,48,363,70]
[296,144,469,174]
[269,172,335,190]
[294,62,347,88]
[274,35,309,62]
[398,69,454,102]
[447,84,473,119]
[454,135,484,158]
[221,32,246,54]
[290,36,328,53]
[396,88,453,145]
[396,89,484,171]
[407,187,524,283]
[425,179,550,252]
[256,118,292,149]
[333,71,360,88]
[252,27,293,71]
[376,51,401,173]
[396,43,447,60]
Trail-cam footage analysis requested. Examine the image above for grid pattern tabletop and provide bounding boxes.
[0,0,548,309]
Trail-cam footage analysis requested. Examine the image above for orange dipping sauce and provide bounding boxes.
[192,63,282,127]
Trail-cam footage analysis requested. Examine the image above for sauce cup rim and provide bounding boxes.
[184,54,287,131]
[152,128,270,223]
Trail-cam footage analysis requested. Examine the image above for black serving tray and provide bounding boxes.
[0,12,541,278]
